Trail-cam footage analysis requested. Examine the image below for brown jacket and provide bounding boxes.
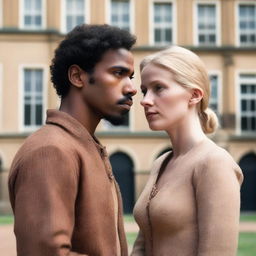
[8,109,128,256]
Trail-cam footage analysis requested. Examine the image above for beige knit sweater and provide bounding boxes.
[131,138,243,256]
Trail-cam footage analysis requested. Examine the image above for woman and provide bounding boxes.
[131,46,243,256]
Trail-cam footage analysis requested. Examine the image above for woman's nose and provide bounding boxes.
[140,92,154,107]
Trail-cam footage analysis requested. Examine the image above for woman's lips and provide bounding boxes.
[145,111,158,119]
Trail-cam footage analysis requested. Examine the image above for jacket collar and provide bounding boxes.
[46,109,106,154]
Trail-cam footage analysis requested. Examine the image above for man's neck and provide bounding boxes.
[59,97,100,135]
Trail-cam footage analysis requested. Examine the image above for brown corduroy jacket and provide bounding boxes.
[8,109,128,256]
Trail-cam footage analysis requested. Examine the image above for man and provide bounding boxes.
[8,24,137,256]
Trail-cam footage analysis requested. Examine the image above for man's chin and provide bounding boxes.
[104,112,128,126]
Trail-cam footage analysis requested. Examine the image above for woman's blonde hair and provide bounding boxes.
[140,46,218,134]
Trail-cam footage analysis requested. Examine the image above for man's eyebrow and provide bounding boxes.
[111,66,131,73]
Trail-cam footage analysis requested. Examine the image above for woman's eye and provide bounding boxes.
[141,89,147,96]
[154,84,164,93]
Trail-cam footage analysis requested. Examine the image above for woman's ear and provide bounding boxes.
[189,88,204,106]
[68,65,87,88]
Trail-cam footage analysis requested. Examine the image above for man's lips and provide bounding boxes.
[119,100,133,107]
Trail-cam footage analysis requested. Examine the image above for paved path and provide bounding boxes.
[1,222,256,256]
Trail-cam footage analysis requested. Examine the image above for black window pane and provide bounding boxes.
[240,35,247,42]
[241,117,248,130]
[36,105,42,125]
[165,29,172,42]
[251,100,255,111]
[252,117,256,130]
[241,100,247,111]
[241,85,247,93]
[154,29,161,42]
[24,104,31,125]
[209,34,216,43]
[199,34,205,42]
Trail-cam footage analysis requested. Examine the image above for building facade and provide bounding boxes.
[0,0,255,214]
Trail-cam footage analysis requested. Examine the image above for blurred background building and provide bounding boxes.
[0,0,255,214]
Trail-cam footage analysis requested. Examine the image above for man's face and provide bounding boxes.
[82,48,137,125]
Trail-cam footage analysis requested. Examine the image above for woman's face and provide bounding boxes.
[140,63,192,131]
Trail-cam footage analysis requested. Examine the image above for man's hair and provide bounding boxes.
[50,24,136,97]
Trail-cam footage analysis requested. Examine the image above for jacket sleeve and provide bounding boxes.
[11,145,88,256]
[194,155,243,256]
[130,230,145,256]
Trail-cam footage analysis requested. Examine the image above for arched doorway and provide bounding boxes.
[110,152,134,213]
[239,152,256,211]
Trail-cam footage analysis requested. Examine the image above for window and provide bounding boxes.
[239,74,256,134]
[62,0,88,33]
[152,1,173,45]
[209,74,220,114]
[23,69,44,129]
[21,0,45,29]
[238,3,256,46]
[196,3,219,46]
[110,0,130,31]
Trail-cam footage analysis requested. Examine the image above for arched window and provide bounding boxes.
[239,152,256,211]
[110,152,134,213]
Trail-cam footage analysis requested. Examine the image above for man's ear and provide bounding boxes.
[189,88,204,106]
[68,65,87,88]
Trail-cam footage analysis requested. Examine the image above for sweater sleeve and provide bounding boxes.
[194,154,242,256]
[10,145,88,256]
[130,230,145,256]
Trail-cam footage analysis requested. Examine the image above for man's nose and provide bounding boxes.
[123,79,137,96]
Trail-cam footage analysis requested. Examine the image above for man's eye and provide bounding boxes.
[114,70,123,77]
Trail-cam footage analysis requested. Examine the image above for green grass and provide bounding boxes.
[124,214,135,222]
[126,232,256,255]
[238,233,256,256]
[0,215,14,225]
[126,232,137,245]
[240,213,256,222]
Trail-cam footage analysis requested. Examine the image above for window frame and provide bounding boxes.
[19,0,47,30]
[236,1,256,47]
[208,70,222,115]
[236,70,256,135]
[194,0,221,47]
[105,0,135,33]
[60,0,90,34]
[149,0,177,46]
[19,64,48,132]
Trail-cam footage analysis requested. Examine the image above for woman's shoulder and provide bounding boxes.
[151,151,172,175]
[194,139,243,185]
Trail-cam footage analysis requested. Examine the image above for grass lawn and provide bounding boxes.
[1,214,256,255]
[0,215,13,225]
[238,233,256,256]
[240,212,256,222]
[126,232,256,255]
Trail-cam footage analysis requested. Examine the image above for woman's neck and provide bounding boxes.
[167,114,207,157]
